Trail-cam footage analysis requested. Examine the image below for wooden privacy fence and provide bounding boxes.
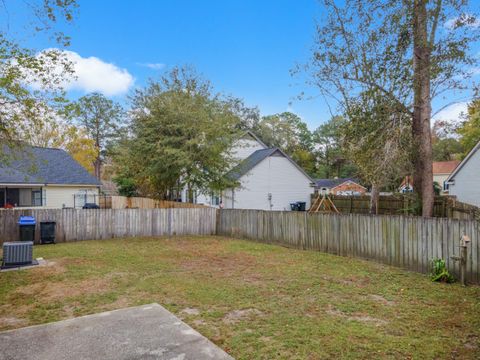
[100,196,207,209]
[320,194,480,220]
[1,207,479,284]
[0,208,217,244]
[217,209,480,284]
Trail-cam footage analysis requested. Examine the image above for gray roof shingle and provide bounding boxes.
[315,177,360,189]
[0,146,101,186]
[227,148,280,181]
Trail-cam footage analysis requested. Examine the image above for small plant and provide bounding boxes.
[430,258,455,283]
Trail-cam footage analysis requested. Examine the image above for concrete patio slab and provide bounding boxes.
[0,303,233,360]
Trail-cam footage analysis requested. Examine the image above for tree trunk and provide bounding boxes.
[94,129,101,180]
[94,157,101,180]
[412,0,434,217]
[370,184,379,215]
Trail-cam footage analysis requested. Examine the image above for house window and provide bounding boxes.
[74,190,98,208]
[211,192,221,206]
[443,181,449,191]
[32,190,43,206]
[0,188,43,207]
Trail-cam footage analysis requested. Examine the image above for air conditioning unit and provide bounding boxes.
[2,241,33,267]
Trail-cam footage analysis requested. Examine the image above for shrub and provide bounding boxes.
[430,258,455,283]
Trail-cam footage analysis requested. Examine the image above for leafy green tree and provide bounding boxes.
[113,175,138,197]
[122,66,242,199]
[342,92,413,213]
[0,1,77,156]
[312,116,356,178]
[254,112,315,173]
[227,97,261,131]
[299,0,478,216]
[26,118,98,174]
[290,148,316,176]
[256,112,312,151]
[431,119,464,161]
[71,93,125,179]
[457,99,480,156]
[432,138,464,161]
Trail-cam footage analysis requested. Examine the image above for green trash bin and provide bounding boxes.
[18,216,36,242]
[40,221,56,244]
[297,202,307,211]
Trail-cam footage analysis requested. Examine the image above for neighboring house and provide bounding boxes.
[434,161,460,193]
[445,141,480,206]
[186,131,315,210]
[315,178,366,196]
[399,176,414,193]
[0,146,101,209]
[399,161,460,194]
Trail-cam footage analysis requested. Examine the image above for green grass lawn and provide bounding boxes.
[1,236,479,359]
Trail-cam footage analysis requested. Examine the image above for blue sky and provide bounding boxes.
[7,0,480,130]
[19,0,327,129]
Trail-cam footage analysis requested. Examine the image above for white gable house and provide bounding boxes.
[445,141,480,206]
[189,132,314,210]
[223,147,314,210]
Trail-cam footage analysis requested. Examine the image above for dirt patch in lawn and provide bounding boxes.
[15,277,111,301]
[321,274,371,288]
[27,260,66,277]
[326,305,388,326]
[180,307,201,316]
[180,252,262,283]
[223,308,263,324]
[0,316,28,328]
[192,319,207,327]
[368,294,395,306]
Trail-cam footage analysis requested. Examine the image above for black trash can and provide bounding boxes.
[290,203,299,211]
[18,216,36,242]
[297,202,307,212]
[40,221,56,244]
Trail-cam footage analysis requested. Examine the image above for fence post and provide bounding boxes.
[168,208,172,236]
[215,209,220,235]
[304,211,308,250]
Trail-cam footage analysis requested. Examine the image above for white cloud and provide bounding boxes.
[432,102,468,123]
[137,62,165,70]
[445,14,480,29]
[31,49,134,96]
[64,50,134,96]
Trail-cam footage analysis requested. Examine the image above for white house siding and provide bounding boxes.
[448,150,480,206]
[433,173,451,194]
[223,155,313,211]
[433,174,449,186]
[182,134,266,205]
[223,189,235,209]
[191,192,214,207]
[230,137,266,162]
[44,186,99,208]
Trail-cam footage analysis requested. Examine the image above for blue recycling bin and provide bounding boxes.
[18,216,36,242]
